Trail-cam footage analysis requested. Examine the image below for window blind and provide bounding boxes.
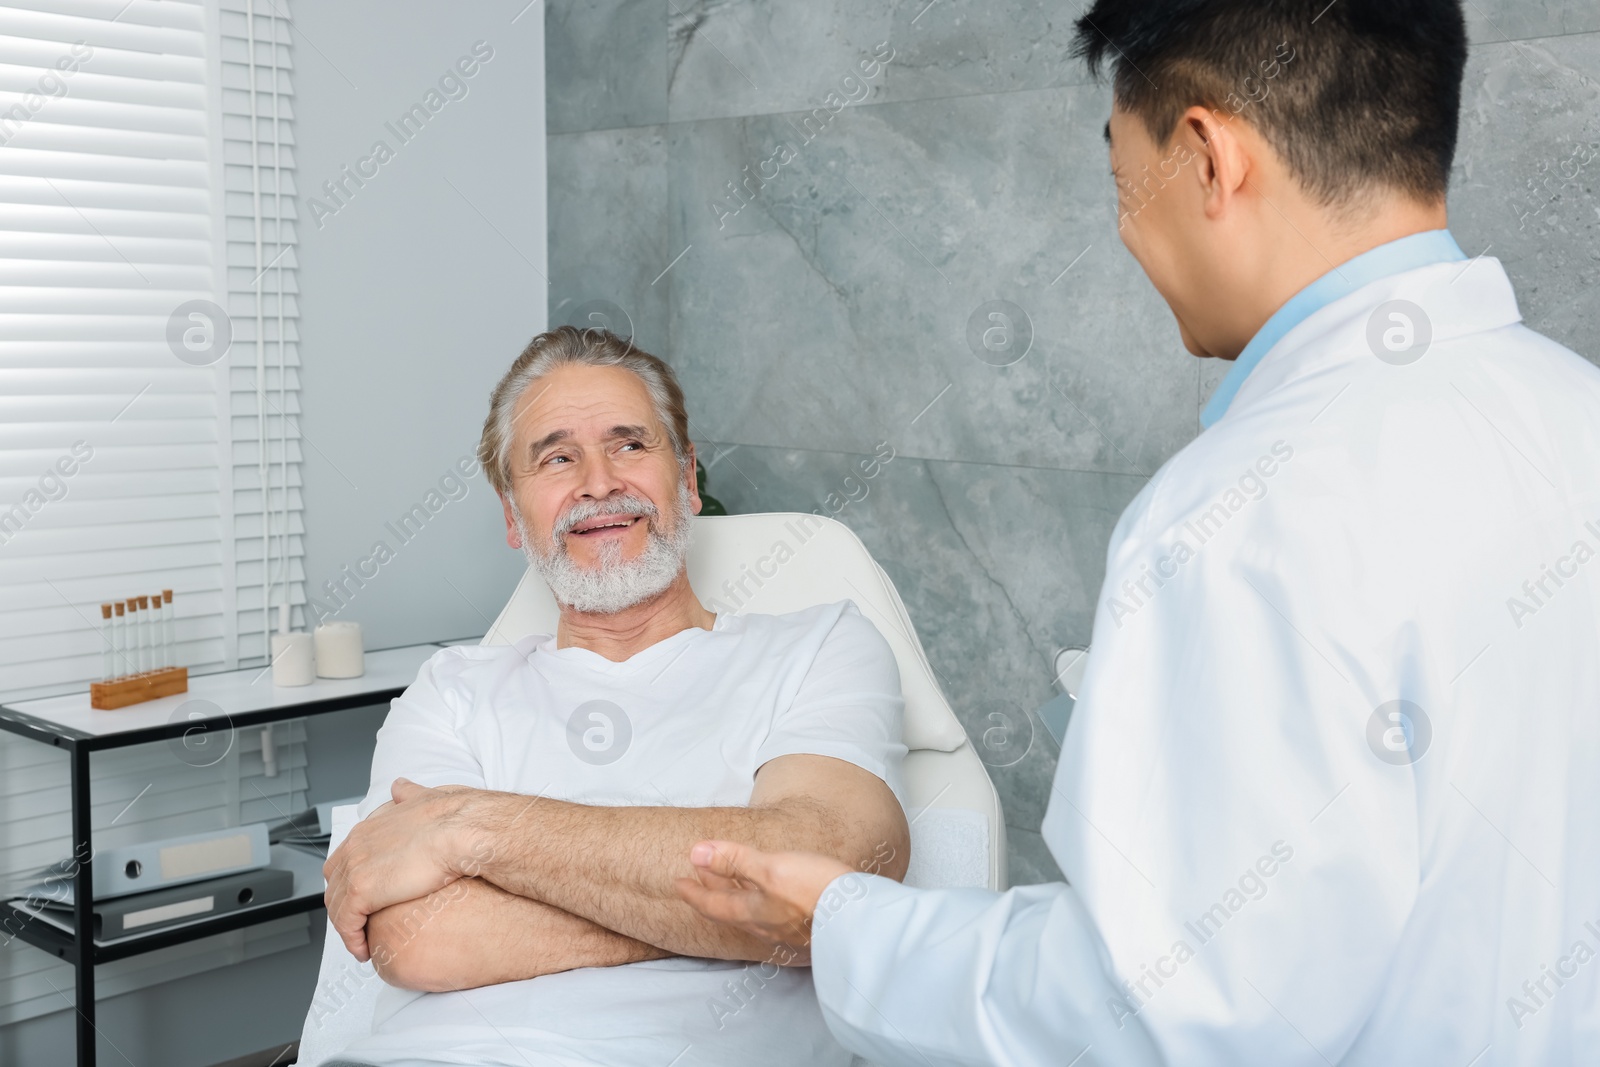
[0,0,304,698]
[0,0,309,1025]
[0,0,227,695]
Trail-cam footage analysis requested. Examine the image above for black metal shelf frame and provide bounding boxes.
[0,663,421,1067]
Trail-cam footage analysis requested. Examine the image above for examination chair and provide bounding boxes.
[295,512,1006,1066]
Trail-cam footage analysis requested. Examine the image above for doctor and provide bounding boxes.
[678,1,1600,1064]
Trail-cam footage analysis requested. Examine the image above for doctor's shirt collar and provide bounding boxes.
[1199,228,1467,428]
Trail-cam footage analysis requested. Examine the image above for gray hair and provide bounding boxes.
[478,325,691,496]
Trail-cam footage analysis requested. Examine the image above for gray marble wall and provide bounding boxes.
[545,1,1600,886]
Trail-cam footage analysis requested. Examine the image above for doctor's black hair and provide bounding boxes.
[1073,0,1467,206]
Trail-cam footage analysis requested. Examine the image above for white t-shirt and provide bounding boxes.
[340,600,907,1067]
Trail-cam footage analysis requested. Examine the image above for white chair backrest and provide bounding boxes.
[484,513,967,753]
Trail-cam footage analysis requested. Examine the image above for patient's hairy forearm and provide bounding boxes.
[456,792,899,962]
[367,876,669,992]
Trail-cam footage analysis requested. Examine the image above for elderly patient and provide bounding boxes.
[320,326,911,1067]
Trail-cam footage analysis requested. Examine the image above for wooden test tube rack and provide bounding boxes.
[89,667,188,710]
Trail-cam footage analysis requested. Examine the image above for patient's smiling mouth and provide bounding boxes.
[543,492,666,560]
[569,514,643,537]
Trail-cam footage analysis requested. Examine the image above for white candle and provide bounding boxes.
[271,631,315,686]
[314,621,364,678]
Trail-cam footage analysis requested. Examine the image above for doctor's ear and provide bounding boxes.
[1178,105,1251,220]
[499,493,522,549]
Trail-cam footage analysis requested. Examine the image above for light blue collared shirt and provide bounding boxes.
[1199,229,1467,428]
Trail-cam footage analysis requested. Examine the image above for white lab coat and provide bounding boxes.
[811,257,1600,1066]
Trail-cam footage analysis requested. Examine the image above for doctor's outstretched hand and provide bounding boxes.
[676,840,851,964]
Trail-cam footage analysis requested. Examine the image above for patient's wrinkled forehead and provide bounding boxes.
[511,364,668,471]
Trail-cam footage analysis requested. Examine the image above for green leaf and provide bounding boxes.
[696,459,729,515]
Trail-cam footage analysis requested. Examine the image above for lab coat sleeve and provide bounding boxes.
[810,873,1165,1067]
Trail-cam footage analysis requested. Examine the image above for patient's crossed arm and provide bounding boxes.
[364,877,671,992]
[327,753,909,991]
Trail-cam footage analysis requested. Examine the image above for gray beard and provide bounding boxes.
[514,482,694,615]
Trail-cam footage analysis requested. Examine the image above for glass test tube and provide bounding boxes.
[163,589,175,669]
[129,596,140,673]
[113,600,126,678]
[127,597,141,673]
[137,595,151,671]
[147,595,159,670]
[99,603,113,682]
[150,592,160,668]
